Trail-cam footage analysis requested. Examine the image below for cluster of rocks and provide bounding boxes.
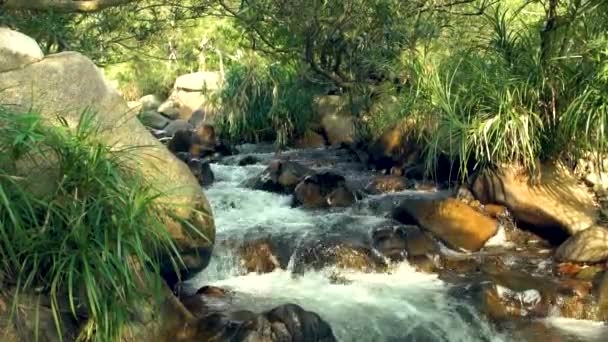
[0,28,338,342]
[242,160,358,209]
[178,287,336,342]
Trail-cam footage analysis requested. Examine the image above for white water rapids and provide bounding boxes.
[188,149,608,342]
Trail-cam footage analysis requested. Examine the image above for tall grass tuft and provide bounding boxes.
[0,106,183,341]
[214,55,317,148]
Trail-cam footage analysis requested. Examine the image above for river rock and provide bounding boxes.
[238,239,281,274]
[139,94,163,112]
[158,99,181,120]
[238,155,261,166]
[293,240,383,274]
[393,198,498,251]
[0,49,215,283]
[598,272,608,320]
[293,172,356,209]
[481,283,546,320]
[164,119,194,136]
[188,108,206,127]
[367,117,421,171]
[0,28,44,72]
[314,95,355,146]
[555,226,608,263]
[370,222,439,262]
[472,162,598,240]
[188,159,215,187]
[245,160,313,194]
[364,175,410,194]
[163,71,221,121]
[139,110,170,129]
[293,129,327,148]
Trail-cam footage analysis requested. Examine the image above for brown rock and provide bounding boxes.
[293,130,326,148]
[244,160,313,194]
[164,71,221,121]
[313,96,355,146]
[393,198,499,251]
[238,240,281,274]
[472,162,598,238]
[293,172,355,209]
[598,272,608,320]
[364,175,410,194]
[0,51,215,280]
[367,117,422,170]
[556,226,608,263]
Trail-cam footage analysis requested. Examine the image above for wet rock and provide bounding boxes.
[183,291,337,342]
[139,110,170,129]
[244,160,313,194]
[370,223,438,261]
[481,283,546,320]
[293,172,356,209]
[188,159,215,187]
[238,155,261,166]
[188,108,206,127]
[393,198,499,251]
[165,119,194,136]
[472,162,599,242]
[238,239,281,274]
[292,240,383,274]
[364,175,410,194]
[261,304,336,341]
[556,225,608,263]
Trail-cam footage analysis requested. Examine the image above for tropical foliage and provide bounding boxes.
[0,107,182,341]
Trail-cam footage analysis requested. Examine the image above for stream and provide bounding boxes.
[187,145,608,342]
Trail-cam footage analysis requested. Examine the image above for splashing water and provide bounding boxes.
[189,151,607,341]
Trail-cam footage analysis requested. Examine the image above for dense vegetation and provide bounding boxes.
[0,108,184,341]
[3,1,607,173]
[1,0,607,340]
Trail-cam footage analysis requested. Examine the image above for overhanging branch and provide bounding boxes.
[1,0,140,13]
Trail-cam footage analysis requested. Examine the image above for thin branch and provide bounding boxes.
[2,0,140,13]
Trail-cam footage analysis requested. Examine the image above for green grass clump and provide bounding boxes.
[0,106,184,341]
[214,56,318,148]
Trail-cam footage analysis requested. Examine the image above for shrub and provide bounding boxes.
[0,107,185,341]
[214,56,318,148]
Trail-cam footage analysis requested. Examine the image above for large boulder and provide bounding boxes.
[472,162,598,240]
[314,95,355,146]
[0,49,215,281]
[161,71,221,122]
[0,28,44,72]
[244,160,313,194]
[555,226,608,263]
[393,198,498,251]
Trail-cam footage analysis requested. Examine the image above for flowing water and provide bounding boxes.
[188,146,608,342]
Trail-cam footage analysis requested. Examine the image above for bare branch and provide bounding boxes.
[1,0,140,13]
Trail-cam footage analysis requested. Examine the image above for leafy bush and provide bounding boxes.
[0,107,184,341]
[215,56,318,147]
